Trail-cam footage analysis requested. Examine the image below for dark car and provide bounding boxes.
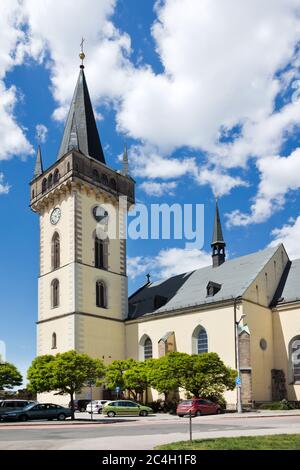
[69,399,90,412]
[0,400,36,418]
[1,403,72,421]
[177,399,222,417]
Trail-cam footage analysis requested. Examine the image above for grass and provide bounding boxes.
[156,434,300,450]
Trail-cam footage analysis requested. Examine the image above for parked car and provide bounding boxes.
[0,400,37,418]
[68,399,90,412]
[176,399,222,417]
[103,400,153,417]
[1,403,72,422]
[86,400,108,414]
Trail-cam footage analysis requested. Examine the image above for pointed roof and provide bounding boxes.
[34,145,43,177]
[211,200,225,245]
[121,144,129,176]
[57,67,105,163]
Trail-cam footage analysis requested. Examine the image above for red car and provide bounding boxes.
[177,399,222,417]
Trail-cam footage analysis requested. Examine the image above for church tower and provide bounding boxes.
[30,55,135,401]
[211,199,226,267]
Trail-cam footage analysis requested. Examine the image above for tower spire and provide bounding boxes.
[34,145,43,178]
[211,198,226,267]
[57,45,105,163]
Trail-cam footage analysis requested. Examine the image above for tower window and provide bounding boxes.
[92,169,100,182]
[52,332,57,349]
[102,174,108,185]
[48,174,53,189]
[144,337,153,360]
[67,162,70,173]
[42,178,47,193]
[54,169,60,184]
[51,279,60,308]
[110,178,117,190]
[95,236,108,269]
[52,232,60,270]
[96,281,107,308]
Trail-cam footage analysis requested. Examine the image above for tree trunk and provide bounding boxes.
[70,391,75,420]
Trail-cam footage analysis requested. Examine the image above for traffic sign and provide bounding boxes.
[115,386,120,393]
[236,376,241,386]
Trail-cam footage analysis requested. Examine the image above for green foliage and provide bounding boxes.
[147,353,190,398]
[27,350,105,412]
[258,399,299,410]
[0,362,23,390]
[105,359,150,399]
[182,352,237,401]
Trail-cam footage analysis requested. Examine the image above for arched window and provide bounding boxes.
[144,337,153,360]
[52,232,60,270]
[67,162,70,173]
[102,174,108,185]
[110,178,117,190]
[192,325,208,354]
[53,169,60,184]
[48,173,53,189]
[290,336,300,383]
[42,178,47,193]
[51,279,59,308]
[52,332,57,349]
[95,236,108,269]
[93,169,100,182]
[32,189,35,199]
[96,281,107,308]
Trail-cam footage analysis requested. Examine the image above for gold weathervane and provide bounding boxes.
[79,37,85,66]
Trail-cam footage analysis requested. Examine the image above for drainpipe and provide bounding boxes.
[234,296,243,413]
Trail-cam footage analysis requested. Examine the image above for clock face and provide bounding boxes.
[50,208,61,225]
[93,206,109,224]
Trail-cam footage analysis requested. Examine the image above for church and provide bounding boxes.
[30,58,300,409]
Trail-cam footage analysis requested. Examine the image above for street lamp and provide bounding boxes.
[234,296,245,414]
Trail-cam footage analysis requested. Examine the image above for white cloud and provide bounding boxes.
[196,167,248,197]
[0,173,10,195]
[269,215,300,259]
[35,124,48,143]
[227,148,300,226]
[140,181,177,197]
[128,247,211,280]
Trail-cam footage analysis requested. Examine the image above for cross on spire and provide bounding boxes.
[79,37,85,68]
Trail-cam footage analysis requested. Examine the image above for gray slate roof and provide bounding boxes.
[57,68,105,163]
[128,245,280,319]
[278,259,300,304]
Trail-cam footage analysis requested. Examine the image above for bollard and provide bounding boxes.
[189,410,192,442]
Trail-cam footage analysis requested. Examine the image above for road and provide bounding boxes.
[1,412,300,449]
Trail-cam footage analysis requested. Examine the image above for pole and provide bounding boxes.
[90,383,93,421]
[234,296,243,414]
[189,410,192,442]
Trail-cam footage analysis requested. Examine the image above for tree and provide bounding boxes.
[147,353,190,400]
[183,352,237,403]
[123,361,149,400]
[27,351,105,419]
[105,358,136,397]
[0,362,22,391]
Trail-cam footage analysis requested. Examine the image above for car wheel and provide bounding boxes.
[178,415,184,418]
[57,413,66,421]
[98,409,102,414]
[139,410,148,417]
[107,411,116,417]
[19,415,28,422]
[195,410,202,417]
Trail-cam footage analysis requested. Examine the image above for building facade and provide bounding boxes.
[30,62,300,407]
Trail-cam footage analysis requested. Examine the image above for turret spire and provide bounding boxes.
[34,145,43,178]
[122,143,129,176]
[57,54,105,163]
[211,199,226,267]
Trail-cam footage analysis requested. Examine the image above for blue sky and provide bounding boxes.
[1,0,300,382]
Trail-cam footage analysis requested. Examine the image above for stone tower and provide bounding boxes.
[30,61,135,402]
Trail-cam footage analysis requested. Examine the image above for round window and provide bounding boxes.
[260,338,267,350]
